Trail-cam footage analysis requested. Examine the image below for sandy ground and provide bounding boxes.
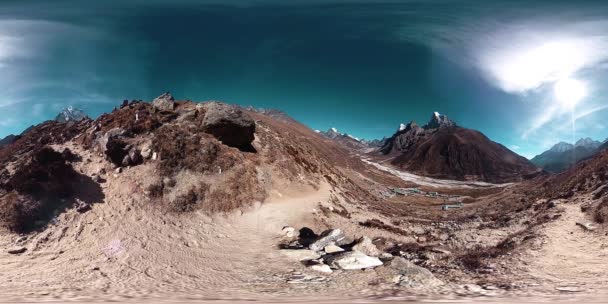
[0,159,331,302]
[523,197,608,293]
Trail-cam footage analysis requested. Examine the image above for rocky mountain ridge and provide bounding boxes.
[531,137,605,173]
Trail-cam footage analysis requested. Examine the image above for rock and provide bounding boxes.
[548,201,557,208]
[352,236,381,257]
[323,244,344,254]
[310,264,333,273]
[152,92,176,111]
[115,167,122,174]
[388,257,443,288]
[96,128,129,166]
[279,249,321,261]
[556,286,585,292]
[200,102,255,150]
[309,229,346,252]
[335,236,355,247]
[379,252,394,261]
[282,226,296,238]
[298,227,318,246]
[128,148,142,165]
[576,222,595,231]
[7,247,27,254]
[325,251,383,270]
[141,148,152,159]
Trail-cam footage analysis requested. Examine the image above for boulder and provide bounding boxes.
[200,102,255,150]
[352,236,381,257]
[309,229,346,252]
[96,128,128,166]
[388,257,443,288]
[325,250,383,270]
[152,92,176,112]
[279,249,321,262]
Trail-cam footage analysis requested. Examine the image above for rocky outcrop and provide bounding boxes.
[152,92,176,112]
[95,128,142,167]
[200,102,255,150]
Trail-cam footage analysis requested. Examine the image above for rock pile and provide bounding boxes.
[280,227,384,273]
[279,226,443,289]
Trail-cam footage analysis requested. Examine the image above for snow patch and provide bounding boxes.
[399,123,407,131]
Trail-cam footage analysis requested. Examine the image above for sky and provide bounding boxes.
[0,1,608,158]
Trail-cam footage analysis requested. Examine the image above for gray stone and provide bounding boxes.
[388,257,443,288]
[309,229,346,252]
[152,92,176,111]
[325,250,383,270]
[279,249,321,261]
[200,102,255,150]
[324,244,344,254]
[352,236,381,257]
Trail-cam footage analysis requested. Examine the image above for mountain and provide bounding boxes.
[0,134,18,148]
[317,127,369,151]
[55,106,89,123]
[362,137,388,148]
[377,112,539,183]
[531,137,603,173]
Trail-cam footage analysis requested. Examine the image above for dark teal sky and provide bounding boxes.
[1,1,608,158]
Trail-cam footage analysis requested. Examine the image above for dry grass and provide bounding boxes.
[594,198,608,224]
[0,147,77,232]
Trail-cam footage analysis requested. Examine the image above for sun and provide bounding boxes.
[554,78,586,109]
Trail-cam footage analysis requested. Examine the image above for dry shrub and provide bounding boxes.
[0,147,77,232]
[457,236,518,271]
[594,198,608,224]
[203,165,265,213]
[359,218,409,236]
[0,193,39,232]
[153,125,222,176]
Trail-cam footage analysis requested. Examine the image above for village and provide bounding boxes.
[382,187,466,211]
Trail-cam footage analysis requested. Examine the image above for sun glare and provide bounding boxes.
[554,77,586,109]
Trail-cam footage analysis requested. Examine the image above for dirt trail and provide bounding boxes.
[0,175,331,302]
[524,201,608,293]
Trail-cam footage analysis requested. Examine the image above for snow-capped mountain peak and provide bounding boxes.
[399,123,407,131]
[55,106,88,123]
[423,111,456,129]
